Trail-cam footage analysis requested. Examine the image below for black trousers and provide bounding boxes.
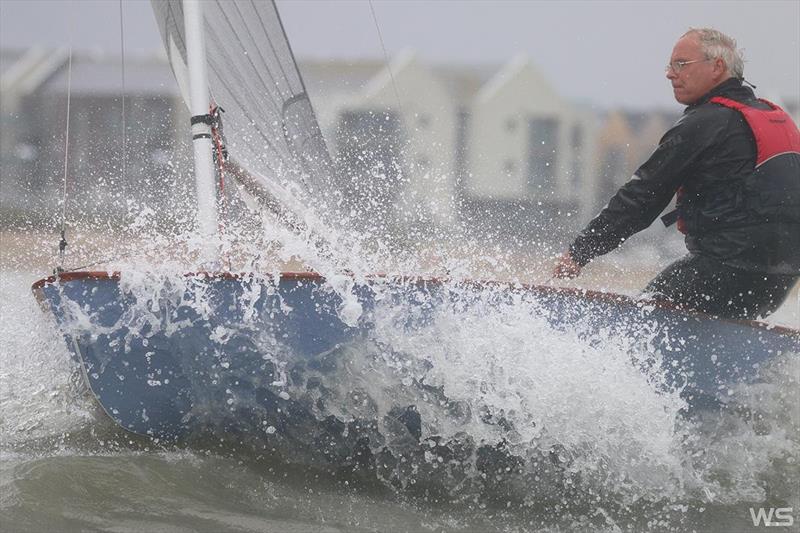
[643,254,798,320]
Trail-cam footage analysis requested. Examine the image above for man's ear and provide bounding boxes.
[713,57,727,78]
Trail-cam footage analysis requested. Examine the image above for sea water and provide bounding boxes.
[1,227,799,532]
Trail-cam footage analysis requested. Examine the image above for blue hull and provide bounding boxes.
[33,272,799,444]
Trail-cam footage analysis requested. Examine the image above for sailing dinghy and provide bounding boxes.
[32,0,799,453]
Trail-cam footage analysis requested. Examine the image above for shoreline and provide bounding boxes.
[3,228,797,327]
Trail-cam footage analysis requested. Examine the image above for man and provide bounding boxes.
[553,28,800,320]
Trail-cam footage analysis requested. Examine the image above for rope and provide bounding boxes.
[368,0,404,114]
[63,251,139,273]
[61,234,197,272]
[210,104,233,270]
[210,106,227,226]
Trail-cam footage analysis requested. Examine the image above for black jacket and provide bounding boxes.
[569,78,800,275]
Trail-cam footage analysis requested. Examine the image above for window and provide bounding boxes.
[505,117,518,133]
[416,154,431,171]
[335,109,403,213]
[454,108,470,191]
[601,146,625,200]
[571,125,583,186]
[527,117,559,194]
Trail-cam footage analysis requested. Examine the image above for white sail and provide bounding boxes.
[150,0,338,221]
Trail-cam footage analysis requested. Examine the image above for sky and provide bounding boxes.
[1,0,798,109]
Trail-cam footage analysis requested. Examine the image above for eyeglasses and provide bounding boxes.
[665,59,709,73]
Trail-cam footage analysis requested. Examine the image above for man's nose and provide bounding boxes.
[666,69,677,80]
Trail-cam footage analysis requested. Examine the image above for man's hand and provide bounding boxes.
[553,251,582,279]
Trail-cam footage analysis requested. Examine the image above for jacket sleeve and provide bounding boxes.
[568,108,723,266]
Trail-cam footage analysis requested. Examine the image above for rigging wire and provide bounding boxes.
[57,43,74,273]
[118,0,128,209]
[368,0,404,114]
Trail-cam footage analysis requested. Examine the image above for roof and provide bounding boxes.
[39,52,179,97]
[298,58,384,97]
[435,62,494,105]
[0,48,25,78]
[298,56,493,106]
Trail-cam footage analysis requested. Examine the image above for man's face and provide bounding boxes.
[666,35,727,105]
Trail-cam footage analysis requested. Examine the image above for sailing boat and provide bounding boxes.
[32,0,799,458]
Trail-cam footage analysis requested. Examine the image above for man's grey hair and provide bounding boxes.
[683,28,745,79]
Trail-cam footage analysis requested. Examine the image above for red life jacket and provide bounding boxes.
[711,96,800,167]
[666,97,800,234]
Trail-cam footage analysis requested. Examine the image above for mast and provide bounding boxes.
[183,0,218,262]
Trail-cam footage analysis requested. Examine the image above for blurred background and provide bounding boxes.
[1,1,798,311]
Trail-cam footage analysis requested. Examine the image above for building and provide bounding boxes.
[306,51,461,231]
[0,48,191,226]
[7,46,763,247]
[461,55,597,239]
[302,53,599,242]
